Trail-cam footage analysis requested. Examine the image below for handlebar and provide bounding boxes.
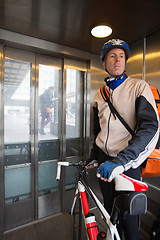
[56,161,98,180]
[56,161,148,192]
[56,162,70,180]
[56,161,83,180]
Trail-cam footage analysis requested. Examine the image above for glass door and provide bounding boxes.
[4,47,35,230]
[1,46,89,230]
[37,55,62,218]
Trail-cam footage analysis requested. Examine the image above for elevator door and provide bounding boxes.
[3,49,63,229]
[4,48,35,230]
[1,47,88,231]
[37,55,62,218]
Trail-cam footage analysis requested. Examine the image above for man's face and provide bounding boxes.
[103,48,126,77]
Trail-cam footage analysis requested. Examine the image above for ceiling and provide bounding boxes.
[0,0,160,55]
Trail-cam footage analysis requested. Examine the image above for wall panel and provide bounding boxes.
[145,31,160,90]
[127,39,144,79]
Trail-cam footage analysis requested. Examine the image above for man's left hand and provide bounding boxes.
[96,161,124,182]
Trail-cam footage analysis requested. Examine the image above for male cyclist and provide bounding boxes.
[87,39,159,239]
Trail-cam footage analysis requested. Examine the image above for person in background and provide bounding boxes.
[86,39,159,239]
[39,86,55,135]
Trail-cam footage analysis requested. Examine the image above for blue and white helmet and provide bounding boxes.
[100,39,130,62]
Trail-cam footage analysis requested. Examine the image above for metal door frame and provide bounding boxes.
[0,43,5,235]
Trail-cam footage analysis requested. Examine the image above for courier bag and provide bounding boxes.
[100,85,160,178]
[141,85,160,177]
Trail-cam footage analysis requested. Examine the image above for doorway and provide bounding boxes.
[0,46,89,232]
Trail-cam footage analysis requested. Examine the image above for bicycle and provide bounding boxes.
[56,161,148,240]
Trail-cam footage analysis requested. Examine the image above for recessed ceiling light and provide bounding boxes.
[91,25,112,38]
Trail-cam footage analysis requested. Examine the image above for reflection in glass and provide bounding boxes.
[38,64,59,139]
[4,58,31,203]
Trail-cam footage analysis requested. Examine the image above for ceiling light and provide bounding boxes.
[91,25,112,38]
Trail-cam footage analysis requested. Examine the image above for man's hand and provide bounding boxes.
[96,161,124,182]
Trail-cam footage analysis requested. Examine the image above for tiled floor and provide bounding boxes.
[0,210,146,240]
[1,209,107,240]
[2,213,73,240]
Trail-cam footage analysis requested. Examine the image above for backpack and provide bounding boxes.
[149,84,160,119]
[151,215,160,240]
[149,85,160,149]
[141,85,160,177]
